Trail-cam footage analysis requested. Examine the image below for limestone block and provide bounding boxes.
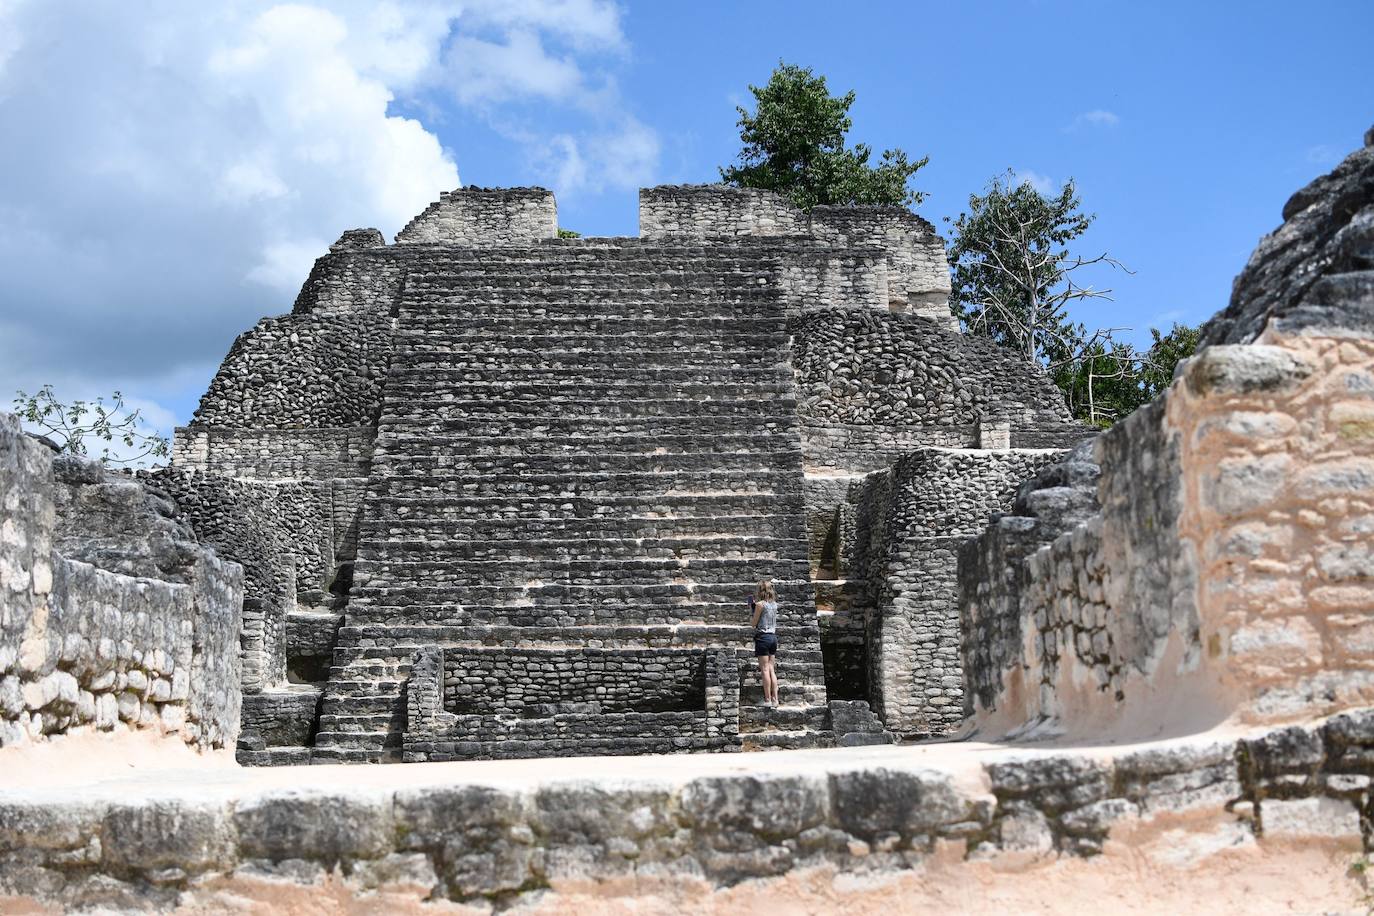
[1261,797,1361,840]
[1184,345,1314,395]
[233,792,394,864]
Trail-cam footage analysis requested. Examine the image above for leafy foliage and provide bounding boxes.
[1051,322,1200,427]
[13,385,171,466]
[948,170,1202,427]
[557,228,581,239]
[721,62,928,210]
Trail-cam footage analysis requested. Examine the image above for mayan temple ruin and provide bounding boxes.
[133,181,1087,765]
[0,126,1371,910]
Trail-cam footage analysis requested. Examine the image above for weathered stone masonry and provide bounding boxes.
[0,414,242,750]
[962,127,1374,737]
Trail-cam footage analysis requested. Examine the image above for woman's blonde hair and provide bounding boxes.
[756,579,776,602]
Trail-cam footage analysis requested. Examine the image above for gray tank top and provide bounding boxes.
[756,600,778,634]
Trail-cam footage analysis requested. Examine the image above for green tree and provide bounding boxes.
[948,171,1128,368]
[1139,322,1200,399]
[1050,322,1201,427]
[721,62,928,210]
[13,385,171,466]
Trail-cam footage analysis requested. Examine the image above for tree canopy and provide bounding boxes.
[1050,322,1200,427]
[948,170,1200,427]
[720,62,927,210]
[947,172,1123,367]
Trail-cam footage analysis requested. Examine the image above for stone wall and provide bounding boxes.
[4,709,1372,910]
[790,307,1089,473]
[961,129,1374,737]
[639,184,951,320]
[396,187,557,245]
[0,413,242,749]
[443,647,709,715]
[854,447,1063,736]
[190,313,392,429]
[292,240,406,316]
[145,470,350,697]
[401,647,740,761]
[172,427,375,480]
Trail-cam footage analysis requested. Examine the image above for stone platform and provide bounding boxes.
[2,711,1369,912]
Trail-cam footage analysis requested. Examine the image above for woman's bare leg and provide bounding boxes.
[756,656,769,704]
[765,656,779,705]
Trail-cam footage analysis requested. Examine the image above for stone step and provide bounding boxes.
[380,381,795,404]
[309,746,392,764]
[236,746,313,767]
[380,420,798,443]
[312,730,401,751]
[320,712,405,735]
[375,432,793,457]
[740,731,835,752]
[738,704,832,734]
[361,472,803,502]
[361,513,802,541]
[351,556,813,588]
[372,451,800,476]
[395,316,785,337]
[317,678,405,699]
[330,640,823,665]
[396,349,772,371]
[386,365,785,385]
[345,580,817,610]
[377,397,797,421]
[406,250,786,268]
[362,492,806,520]
[332,620,824,642]
[399,299,782,321]
[355,535,809,563]
[319,695,395,716]
[741,684,829,705]
[400,276,773,296]
[394,237,843,259]
[397,332,788,355]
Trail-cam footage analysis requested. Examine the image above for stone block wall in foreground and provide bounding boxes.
[962,128,1374,737]
[0,414,243,749]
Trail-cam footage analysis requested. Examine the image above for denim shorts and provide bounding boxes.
[754,632,778,657]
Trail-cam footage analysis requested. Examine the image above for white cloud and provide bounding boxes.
[0,0,653,423]
[536,116,661,198]
[1069,109,1121,130]
[1011,169,1055,194]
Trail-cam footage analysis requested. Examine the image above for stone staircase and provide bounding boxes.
[312,242,831,762]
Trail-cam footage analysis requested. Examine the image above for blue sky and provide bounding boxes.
[0,0,1370,445]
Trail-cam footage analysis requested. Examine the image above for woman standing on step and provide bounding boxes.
[751,579,780,707]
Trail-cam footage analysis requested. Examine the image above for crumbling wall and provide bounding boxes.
[639,184,951,319]
[0,414,242,749]
[961,128,1374,736]
[808,203,951,317]
[396,187,557,245]
[639,185,803,237]
[854,447,1062,736]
